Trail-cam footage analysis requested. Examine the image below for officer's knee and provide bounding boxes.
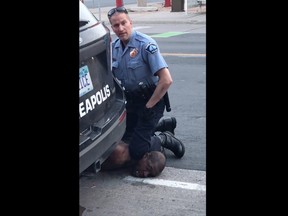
[111,143,130,164]
[102,142,130,170]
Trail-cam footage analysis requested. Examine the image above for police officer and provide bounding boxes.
[104,6,185,176]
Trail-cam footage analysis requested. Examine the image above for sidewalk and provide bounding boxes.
[89,2,206,25]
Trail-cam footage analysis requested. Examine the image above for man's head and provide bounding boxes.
[107,6,133,45]
[131,151,166,178]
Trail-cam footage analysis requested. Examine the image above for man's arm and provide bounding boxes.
[101,141,134,171]
[146,67,173,108]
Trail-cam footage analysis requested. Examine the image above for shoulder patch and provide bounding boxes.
[145,43,158,54]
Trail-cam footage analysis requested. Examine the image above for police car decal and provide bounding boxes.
[79,65,94,97]
[79,84,111,118]
[145,43,158,54]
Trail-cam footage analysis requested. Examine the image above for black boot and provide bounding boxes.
[155,117,177,135]
[158,131,185,158]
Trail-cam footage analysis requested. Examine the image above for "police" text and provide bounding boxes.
[79,84,111,118]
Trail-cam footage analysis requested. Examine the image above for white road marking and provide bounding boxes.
[110,26,151,35]
[133,26,151,30]
[161,53,206,57]
[124,176,206,191]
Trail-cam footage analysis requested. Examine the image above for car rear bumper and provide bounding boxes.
[79,108,126,174]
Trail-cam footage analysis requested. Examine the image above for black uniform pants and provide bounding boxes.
[122,99,165,160]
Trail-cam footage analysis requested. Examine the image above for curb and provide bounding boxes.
[128,6,158,12]
[90,4,205,25]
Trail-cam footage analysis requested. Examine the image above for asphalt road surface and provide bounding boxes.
[80,22,206,216]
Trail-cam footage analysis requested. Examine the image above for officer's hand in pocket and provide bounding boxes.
[142,107,155,120]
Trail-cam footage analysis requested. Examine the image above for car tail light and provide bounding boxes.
[119,110,126,124]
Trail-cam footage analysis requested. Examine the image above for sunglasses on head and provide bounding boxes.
[107,6,128,18]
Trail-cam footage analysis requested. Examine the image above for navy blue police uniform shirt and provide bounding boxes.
[111,30,168,92]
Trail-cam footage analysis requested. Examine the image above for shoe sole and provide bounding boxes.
[163,131,185,158]
[170,117,177,135]
[162,117,177,135]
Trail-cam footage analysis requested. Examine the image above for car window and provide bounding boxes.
[79,1,98,29]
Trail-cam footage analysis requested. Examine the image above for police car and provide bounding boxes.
[79,1,126,174]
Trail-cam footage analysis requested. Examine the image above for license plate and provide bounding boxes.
[79,65,94,97]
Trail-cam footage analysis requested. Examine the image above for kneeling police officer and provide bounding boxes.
[102,6,185,177]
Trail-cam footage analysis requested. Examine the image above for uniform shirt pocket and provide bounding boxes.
[112,61,119,69]
[127,61,142,70]
[112,61,125,83]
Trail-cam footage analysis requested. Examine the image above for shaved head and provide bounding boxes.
[132,151,166,178]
